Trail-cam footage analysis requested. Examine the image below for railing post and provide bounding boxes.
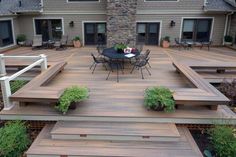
[0,54,6,76]
[40,54,47,71]
[0,76,14,110]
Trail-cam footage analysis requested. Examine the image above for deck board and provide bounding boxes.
[0,47,236,124]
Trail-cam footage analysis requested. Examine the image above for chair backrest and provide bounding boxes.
[33,35,42,46]
[61,35,68,45]
[175,38,180,44]
[96,44,106,55]
[91,53,98,63]
[144,49,150,58]
[138,57,150,67]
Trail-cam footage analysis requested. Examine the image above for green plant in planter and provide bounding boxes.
[73,36,80,41]
[16,34,26,42]
[208,125,236,157]
[114,43,127,51]
[56,86,89,114]
[0,121,30,157]
[162,36,170,42]
[144,87,175,112]
[224,35,233,43]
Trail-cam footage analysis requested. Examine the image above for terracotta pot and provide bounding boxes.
[73,40,81,48]
[162,40,170,48]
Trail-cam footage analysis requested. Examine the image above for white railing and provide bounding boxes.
[0,54,47,110]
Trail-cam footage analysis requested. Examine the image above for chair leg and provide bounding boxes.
[145,66,151,76]
[90,62,95,70]
[130,65,136,74]
[148,61,151,68]
[117,64,119,83]
[92,64,97,74]
[103,63,107,70]
[140,68,144,79]
[106,70,112,80]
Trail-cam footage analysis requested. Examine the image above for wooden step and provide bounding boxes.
[51,121,180,142]
[27,124,203,157]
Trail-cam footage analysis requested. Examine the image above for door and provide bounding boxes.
[0,20,14,47]
[137,23,160,45]
[182,19,212,42]
[84,23,106,45]
[35,19,63,41]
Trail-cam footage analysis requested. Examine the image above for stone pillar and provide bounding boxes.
[106,0,137,47]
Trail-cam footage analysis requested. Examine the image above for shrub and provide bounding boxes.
[73,36,80,41]
[208,125,236,157]
[0,121,30,157]
[218,79,236,107]
[163,36,170,42]
[16,34,26,42]
[144,87,175,112]
[56,86,89,114]
[10,80,28,94]
[224,35,233,43]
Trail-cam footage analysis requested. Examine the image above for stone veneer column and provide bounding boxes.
[106,0,137,47]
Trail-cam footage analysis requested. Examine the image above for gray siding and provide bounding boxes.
[42,0,106,12]
[137,0,204,11]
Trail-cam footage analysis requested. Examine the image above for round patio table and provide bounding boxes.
[102,47,140,59]
[102,47,140,82]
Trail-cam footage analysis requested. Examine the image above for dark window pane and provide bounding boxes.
[0,20,13,47]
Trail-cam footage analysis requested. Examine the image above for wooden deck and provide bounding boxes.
[0,46,236,124]
[26,124,203,157]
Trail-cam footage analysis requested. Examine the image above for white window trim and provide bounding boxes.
[136,20,162,46]
[67,0,100,3]
[32,17,65,37]
[0,18,16,50]
[179,17,215,42]
[82,21,106,46]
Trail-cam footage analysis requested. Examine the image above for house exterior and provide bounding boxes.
[0,0,235,51]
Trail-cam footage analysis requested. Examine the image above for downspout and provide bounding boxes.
[223,11,234,45]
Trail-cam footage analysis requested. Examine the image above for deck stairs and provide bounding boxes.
[26,121,203,157]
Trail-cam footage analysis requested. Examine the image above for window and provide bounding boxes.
[145,0,178,1]
[0,20,14,48]
[34,19,63,41]
[68,0,99,2]
[84,23,106,45]
[182,18,212,42]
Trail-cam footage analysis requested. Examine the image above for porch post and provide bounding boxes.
[40,54,47,71]
[0,54,6,76]
[0,76,14,110]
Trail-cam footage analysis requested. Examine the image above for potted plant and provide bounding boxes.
[161,36,170,48]
[55,86,89,114]
[16,34,26,46]
[114,43,127,53]
[144,87,175,112]
[73,36,81,48]
[224,35,233,46]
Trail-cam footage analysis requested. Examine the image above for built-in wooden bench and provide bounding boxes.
[10,62,67,103]
[172,60,229,110]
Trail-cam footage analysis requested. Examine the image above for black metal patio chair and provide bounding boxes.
[175,38,188,50]
[200,40,213,51]
[90,53,108,74]
[130,57,151,79]
[135,49,151,68]
[106,59,124,83]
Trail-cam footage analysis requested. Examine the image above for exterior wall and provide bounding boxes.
[17,14,106,45]
[136,13,226,45]
[137,0,204,11]
[230,13,236,43]
[0,16,19,52]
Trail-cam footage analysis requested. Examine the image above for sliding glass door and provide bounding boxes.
[182,19,212,42]
[35,19,63,41]
[137,23,160,45]
[0,20,14,47]
[84,23,106,45]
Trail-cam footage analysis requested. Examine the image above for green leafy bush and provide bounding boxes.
[16,34,26,42]
[0,121,30,157]
[163,36,170,42]
[224,35,233,43]
[114,43,127,51]
[73,36,80,41]
[56,86,89,114]
[144,87,175,112]
[10,80,28,94]
[209,125,236,157]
